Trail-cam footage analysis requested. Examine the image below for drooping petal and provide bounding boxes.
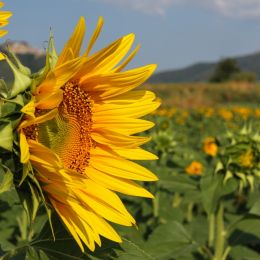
[20,131,30,163]
[90,147,158,181]
[84,16,104,56]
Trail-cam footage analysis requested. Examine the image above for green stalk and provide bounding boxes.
[153,190,160,218]
[208,213,215,248]
[186,203,194,222]
[214,203,225,260]
[222,246,231,260]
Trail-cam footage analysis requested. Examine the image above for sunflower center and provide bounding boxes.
[37,81,93,173]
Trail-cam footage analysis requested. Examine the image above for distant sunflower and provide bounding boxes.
[19,17,160,251]
[0,1,12,60]
[0,1,12,37]
[185,161,203,176]
[203,137,218,157]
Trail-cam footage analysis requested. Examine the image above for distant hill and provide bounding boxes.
[150,52,260,83]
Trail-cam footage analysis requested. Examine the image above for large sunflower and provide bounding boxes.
[18,17,160,251]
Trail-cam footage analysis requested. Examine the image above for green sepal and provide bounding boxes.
[31,31,58,92]
[0,79,9,98]
[19,162,33,186]
[18,183,41,224]
[47,31,58,69]
[8,51,31,76]
[5,56,32,98]
[28,181,41,221]
[29,172,55,239]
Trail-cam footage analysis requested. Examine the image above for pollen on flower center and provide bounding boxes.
[59,81,93,173]
[26,81,94,174]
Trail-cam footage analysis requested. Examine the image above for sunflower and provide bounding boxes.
[18,17,160,251]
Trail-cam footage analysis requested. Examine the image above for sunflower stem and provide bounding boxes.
[208,213,215,248]
[153,190,160,218]
[214,203,226,260]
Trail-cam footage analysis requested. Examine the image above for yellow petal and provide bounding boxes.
[0,19,8,27]
[80,64,157,99]
[57,17,86,66]
[0,52,5,60]
[28,139,63,169]
[0,30,7,37]
[35,89,63,110]
[87,166,154,198]
[0,11,12,20]
[80,208,122,243]
[51,199,85,252]
[90,147,158,181]
[19,131,30,163]
[113,43,140,72]
[76,190,134,226]
[114,147,158,160]
[93,91,160,118]
[19,108,58,129]
[76,33,135,78]
[21,98,35,118]
[92,118,154,135]
[36,57,85,98]
[84,16,104,56]
[92,129,151,148]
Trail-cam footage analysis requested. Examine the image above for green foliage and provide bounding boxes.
[1,105,260,259]
[209,58,241,83]
[230,71,256,82]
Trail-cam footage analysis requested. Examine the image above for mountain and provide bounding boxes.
[150,52,260,83]
[0,41,45,83]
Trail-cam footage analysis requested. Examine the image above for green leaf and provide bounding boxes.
[200,173,237,215]
[230,246,260,260]
[249,198,260,216]
[26,247,50,260]
[113,238,154,260]
[0,122,13,151]
[228,217,260,246]
[159,175,198,193]
[144,221,196,259]
[0,166,13,194]
[200,173,223,214]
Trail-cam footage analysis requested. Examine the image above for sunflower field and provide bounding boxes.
[1,82,260,259]
[1,2,260,260]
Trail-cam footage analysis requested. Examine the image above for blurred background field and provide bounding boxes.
[1,45,260,260]
[145,82,260,109]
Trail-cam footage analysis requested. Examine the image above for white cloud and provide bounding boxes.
[101,0,180,15]
[98,0,260,18]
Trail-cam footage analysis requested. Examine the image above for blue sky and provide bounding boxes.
[5,0,260,72]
